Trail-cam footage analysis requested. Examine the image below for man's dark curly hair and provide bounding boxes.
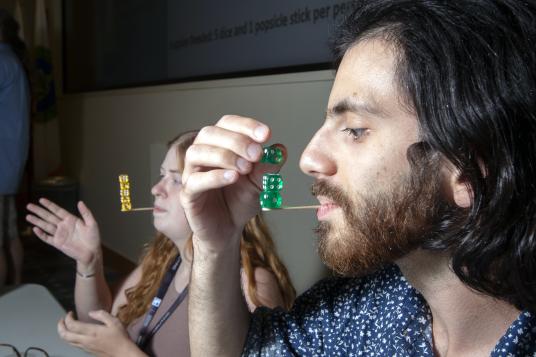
[333,0,536,312]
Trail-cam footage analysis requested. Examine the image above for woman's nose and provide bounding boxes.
[151,178,166,197]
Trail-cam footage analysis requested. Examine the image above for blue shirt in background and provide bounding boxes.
[0,42,30,195]
[243,264,536,356]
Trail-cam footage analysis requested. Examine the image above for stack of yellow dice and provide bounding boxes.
[118,175,132,211]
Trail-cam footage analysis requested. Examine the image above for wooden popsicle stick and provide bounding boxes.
[125,206,319,212]
[127,207,153,212]
[262,205,320,211]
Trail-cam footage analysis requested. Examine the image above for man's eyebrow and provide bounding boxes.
[327,97,386,119]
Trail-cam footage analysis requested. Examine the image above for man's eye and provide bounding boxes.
[341,128,368,141]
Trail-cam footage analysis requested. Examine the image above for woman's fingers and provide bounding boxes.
[26,202,61,225]
[88,310,119,327]
[77,201,96,226]
[64,311,97,336]
[58,316,91,345]
[32,226,52,244]
[25,214,57,236]
[39,198,71,220]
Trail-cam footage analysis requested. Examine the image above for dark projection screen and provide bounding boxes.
[63,0,358,92]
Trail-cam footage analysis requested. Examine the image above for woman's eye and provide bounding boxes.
[341,128,368,141]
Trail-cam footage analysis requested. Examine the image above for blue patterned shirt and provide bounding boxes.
[243,265,536,356]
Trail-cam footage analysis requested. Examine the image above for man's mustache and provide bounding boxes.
[312,180,335,199]
[311,180,348,206]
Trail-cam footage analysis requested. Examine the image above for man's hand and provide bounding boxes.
[183,115,286,357]
[180,115,285,252]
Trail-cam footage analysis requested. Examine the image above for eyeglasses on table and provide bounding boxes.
[0,343,49,357]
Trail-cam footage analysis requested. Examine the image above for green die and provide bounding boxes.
[262,173,283,192]
[261,146,284,164]
[260,191,282,209]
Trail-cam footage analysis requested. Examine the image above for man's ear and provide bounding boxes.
[445,167,472,208]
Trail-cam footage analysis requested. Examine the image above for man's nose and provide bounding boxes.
[299,129,337,179]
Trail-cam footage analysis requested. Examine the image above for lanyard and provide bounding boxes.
[136,254,188,349]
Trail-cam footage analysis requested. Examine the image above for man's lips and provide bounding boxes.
[316,200,340,220]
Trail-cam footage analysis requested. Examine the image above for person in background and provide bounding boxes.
[26,130,295,357]
[181,1,536,356]
[0,9,30,287]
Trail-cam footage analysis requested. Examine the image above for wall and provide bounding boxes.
[51,1,334,294]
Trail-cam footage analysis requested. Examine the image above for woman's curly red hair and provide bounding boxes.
[117,131,295,326]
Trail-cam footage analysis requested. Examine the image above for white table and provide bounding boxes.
[0,284,92,357]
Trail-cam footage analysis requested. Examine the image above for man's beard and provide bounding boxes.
[313,152,450,277]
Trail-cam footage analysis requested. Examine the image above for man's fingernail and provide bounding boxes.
[224,170,236,181]
[247,143,262,160]
[237,157,251,172]
[254,126,268,140]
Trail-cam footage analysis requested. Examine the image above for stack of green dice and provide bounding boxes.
[260,146,284,209]
[261,174,284,208]
[260,146,284,164]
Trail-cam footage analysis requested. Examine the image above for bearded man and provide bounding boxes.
[181,1,536,355]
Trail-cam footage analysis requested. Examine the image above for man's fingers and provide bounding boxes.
[182,170,238,203]
[183,119,272,186]
[26,203,61,225]
[195,126,265,163]
[184,122,267,184]
[25,214,57,236]
[185,144,255,178]
[214,115,271,143]
[39,197,70,220]
[182,117,270,186]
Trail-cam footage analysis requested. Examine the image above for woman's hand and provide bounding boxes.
[26,199,101,269]
[58,310,146,357]
[180,116,285,252]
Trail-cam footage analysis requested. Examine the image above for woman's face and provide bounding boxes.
[150,145,191,241]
